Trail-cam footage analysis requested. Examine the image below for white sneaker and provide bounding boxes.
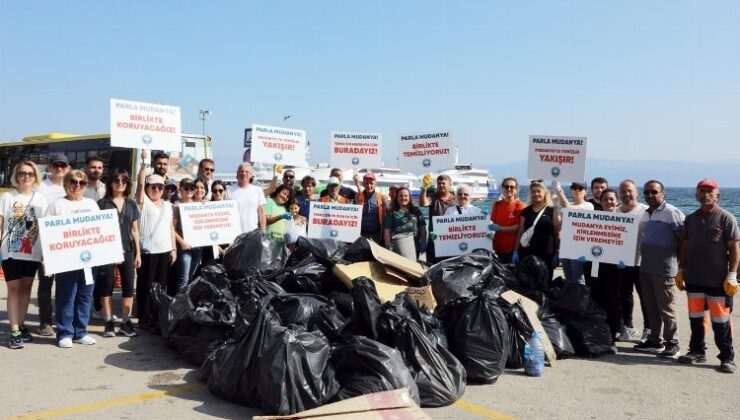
[73,335,97,345]
[616,326,639,342]
[58,338,73,348]
[640,329,651,344]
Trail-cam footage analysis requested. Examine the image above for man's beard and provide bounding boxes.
[155,167,167,176]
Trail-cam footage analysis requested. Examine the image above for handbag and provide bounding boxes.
[520,207,546,248]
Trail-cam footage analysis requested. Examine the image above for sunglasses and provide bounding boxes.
[181,185,194,191]
[212,188,224,193]
[530,179,544,185]
[68,179,87,187]
[17,171,36,178]
[284,175,295,179]
[53,163,68,168]
[202,167,215,173]
[148,184,164,191]
[112,178,128,185]
[643,189,661,195]
[502,185,516,190]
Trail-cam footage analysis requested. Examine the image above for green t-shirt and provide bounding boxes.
[384,209,419,236]
[265,197,288,243]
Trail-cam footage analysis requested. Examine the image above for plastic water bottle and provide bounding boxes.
[524,331,545,377]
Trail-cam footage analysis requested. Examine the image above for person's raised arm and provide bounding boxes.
[136,150,149,207]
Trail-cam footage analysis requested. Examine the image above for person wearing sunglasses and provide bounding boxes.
[489,177,526,264]
[201,181,230,263]
[513,180,559,280]
[1,161,47,348]
[37,152,70,337]
[196,158,216,200]
[264,167,299,197]
[550,181,594,285]
[135,150,177,328]
[443,185,481,216]
[172,178,202,294]
[45,170,101,348]
[633,180,685,359]
[676,179,738,373]
[97,168,140,338]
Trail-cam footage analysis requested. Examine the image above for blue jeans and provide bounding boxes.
[176,248,202,294]
[55,268,96,340]
[562,258,586,285]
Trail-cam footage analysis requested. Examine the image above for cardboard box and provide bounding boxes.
[333,262,436,310]
[253,388,430,419]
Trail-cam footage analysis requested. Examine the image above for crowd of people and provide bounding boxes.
[1,153,737,374]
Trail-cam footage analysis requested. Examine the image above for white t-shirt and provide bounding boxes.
[444,204,483,216]
[620,202,649,266]
[139,193,174,254]
[39,179,66,203]
[46,196,100,217]
[0,190,48,262]
[227,183,266,233]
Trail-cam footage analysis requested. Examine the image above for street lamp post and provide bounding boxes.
[199,108,211,137]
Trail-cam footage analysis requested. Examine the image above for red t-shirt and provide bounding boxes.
[491,199,526,254]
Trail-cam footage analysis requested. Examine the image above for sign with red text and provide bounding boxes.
[398,130,455,172]
[250,124,307,166]
[38,209,123,275]
[110,98,181,150]
[330,131,382,169]
[307,202,362,243]
[559,209,639,265]
[527,135,587,182]
[178,200,241,247]
[431,213,490,257]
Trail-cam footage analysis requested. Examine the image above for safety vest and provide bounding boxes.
[319,195,348,204]
[355,190,385,230]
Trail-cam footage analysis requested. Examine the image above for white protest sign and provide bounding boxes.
[398,130,455,173]
[177,200,241,248]
[432,213,490,257]
[110,98,181,150]
[307,202,362,243]
[330,131,382,169]
[527,135,587,183]
[559,209,639,266]
[38,209,123,275]
[250,124,306,166]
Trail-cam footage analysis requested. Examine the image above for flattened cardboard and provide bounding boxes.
[501,290,557,365]
[253,388,430,419]
[333,262,436,310]
[366,240,426,279]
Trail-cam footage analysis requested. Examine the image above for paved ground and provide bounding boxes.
[2,280,738,420]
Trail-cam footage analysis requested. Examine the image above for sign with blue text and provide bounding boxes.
[250,124,307,166]
[178,200,241,248]
[432,213,490,257]
[307,202,362,243]
[330,131,382,169]
[527,135,587,183]
[398,130,455,173]
[559,209,639,265]
[110,98,181,151]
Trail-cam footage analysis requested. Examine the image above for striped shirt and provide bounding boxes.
[640,200,685,277]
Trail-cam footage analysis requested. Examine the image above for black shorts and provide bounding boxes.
[2,258,41,281]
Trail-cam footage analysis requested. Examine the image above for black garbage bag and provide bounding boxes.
[269,293,332,327]
[548,283,611,357]
[512,255,550,294]
[149,282,172,337]
[331,336,420,405]
[378,292,447,349]
[421,250,494,305]
[286,236,349,267]
[194,263,230,290]
[205,305,275,406]
[538,298,575,358]
[342,237,376,263]
[223,230,288,279]
[230,276,286,307]
[312,303,349,343]
[257,324,339,415]
[268,262,347,296]
[437,289,510,384]
[505,302,534,369]
[168,277,238,365]
[327,291,355,318]
[340,277,383,340]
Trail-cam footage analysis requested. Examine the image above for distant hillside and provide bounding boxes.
[488,158,739,188]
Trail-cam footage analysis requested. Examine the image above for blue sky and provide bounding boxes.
[2,1,739,172]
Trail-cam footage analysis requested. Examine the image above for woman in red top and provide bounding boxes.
[489,177,526,263]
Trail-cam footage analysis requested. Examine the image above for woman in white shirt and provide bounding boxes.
[0,161,47,349]
[45,170,101,348]
[135,151,176,329]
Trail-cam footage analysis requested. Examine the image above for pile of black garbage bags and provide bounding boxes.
[149,231,614,415]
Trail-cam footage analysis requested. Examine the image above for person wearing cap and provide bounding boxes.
[319,168,357,201]
[633,179,685,359]
[419,174,457,264]
[354,172,385,244]
[617,179,650,343]
[172,178,202,294]
[227,163,266,234]
[163,179,178,203]
[550,180,594,285]
[676,179,739,373]
[320,177,348,203]
[36,152,70,337]
[135,151,177,327]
